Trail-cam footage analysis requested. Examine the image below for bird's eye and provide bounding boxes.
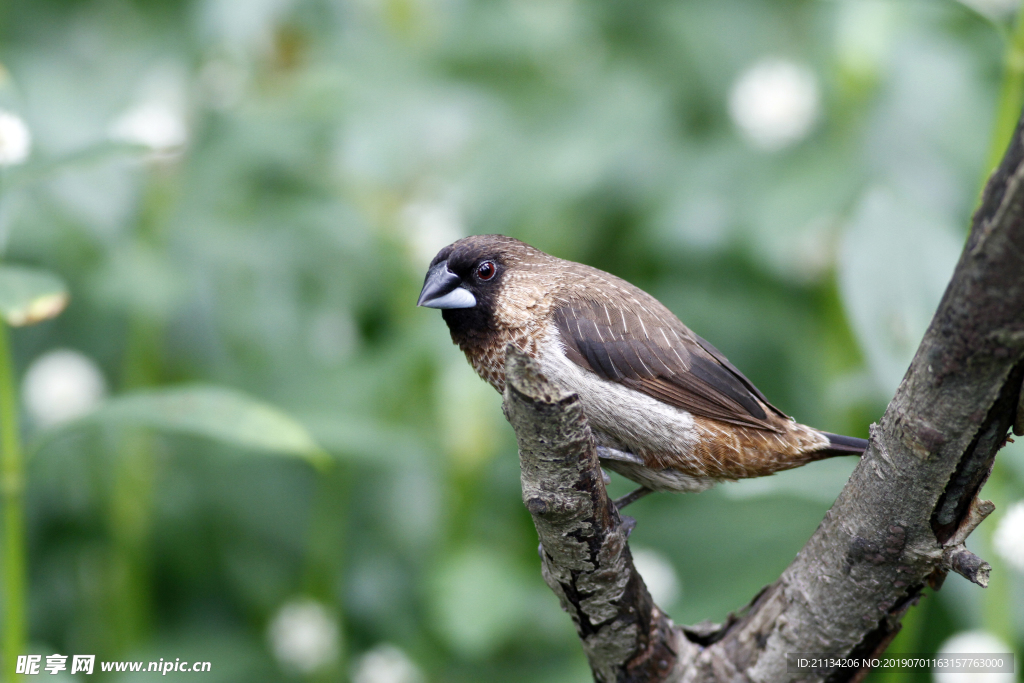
[476,261,496,281]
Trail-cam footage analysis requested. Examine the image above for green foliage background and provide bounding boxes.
[0,0,1022,680]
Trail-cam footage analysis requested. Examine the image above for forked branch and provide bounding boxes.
[502,113,1024,682]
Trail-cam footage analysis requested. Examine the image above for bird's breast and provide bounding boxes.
[452,321,545,394]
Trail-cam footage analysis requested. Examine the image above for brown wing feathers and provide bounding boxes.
[689,333,782,415]
[553,297,786,433]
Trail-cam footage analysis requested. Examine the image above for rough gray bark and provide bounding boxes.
[502,117,1024,683]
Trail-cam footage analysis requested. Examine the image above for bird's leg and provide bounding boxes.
[596,446,654,510]
[596,445,646,465]
[618,514,637,537]
[614,486,653,510]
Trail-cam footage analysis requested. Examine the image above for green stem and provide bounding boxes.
[102,317,162,656]
[301,461,347,680]
[987,10,1024,174]
[0,320,25,682]
[106,429,155,656]
[98,154,176,655]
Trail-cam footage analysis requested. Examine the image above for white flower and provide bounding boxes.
[835,0,894,77]
[23,350,106,428]
[400,198,463,265]
[631,547,681,608]
[958,0,1020,19]
[933,631,1015,683]
[109,101,187,152]
[267,599,340,674]
[728,59,820,151]
[0,110,31,166]
[992,501,1024,572]
[351,645,424,683]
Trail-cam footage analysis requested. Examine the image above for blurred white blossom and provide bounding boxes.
[23,350,106,428]
[728,59,820,151]
[400,197,464,265]
[351,644,424,683]
[267,599,340,674]
[992,501,1024,572]
[933,631,1016,683]
[108,62,189,161]
[109,101,187,153]
[631,547,680,607]
[835,0,892,79]
[957,0,1020,19]
[835,0,894,78]
[0,110,31,166]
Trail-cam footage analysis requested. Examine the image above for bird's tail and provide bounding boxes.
[820,432,868,457]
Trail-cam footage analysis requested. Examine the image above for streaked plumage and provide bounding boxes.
[418,234,866,494]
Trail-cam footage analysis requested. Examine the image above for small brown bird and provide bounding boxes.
[418,235,866,506]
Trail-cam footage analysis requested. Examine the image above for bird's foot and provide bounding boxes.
[596,445,646,465]
[618,514,637,537]
[613,486,653,510]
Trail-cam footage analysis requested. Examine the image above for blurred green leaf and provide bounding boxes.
[3,140,149,191]
[300,413,430,465]
[0,265,68,326]
[85,385,327,465]
[428,546,536,659]
[838,187,963,397]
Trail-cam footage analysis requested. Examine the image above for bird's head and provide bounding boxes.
[417,235,556,338]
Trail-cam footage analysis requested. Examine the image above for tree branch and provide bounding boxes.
[502,115,1024,683]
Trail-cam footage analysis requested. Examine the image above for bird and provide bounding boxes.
[417,234,867,507]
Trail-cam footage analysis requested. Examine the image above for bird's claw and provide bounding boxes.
[613,486,653,510]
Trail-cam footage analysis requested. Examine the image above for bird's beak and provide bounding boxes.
[417,261,477,309]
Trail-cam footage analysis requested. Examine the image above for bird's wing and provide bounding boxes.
[552,297,788,432]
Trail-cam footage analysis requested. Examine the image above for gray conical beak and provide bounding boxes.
[417,261,477,309]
